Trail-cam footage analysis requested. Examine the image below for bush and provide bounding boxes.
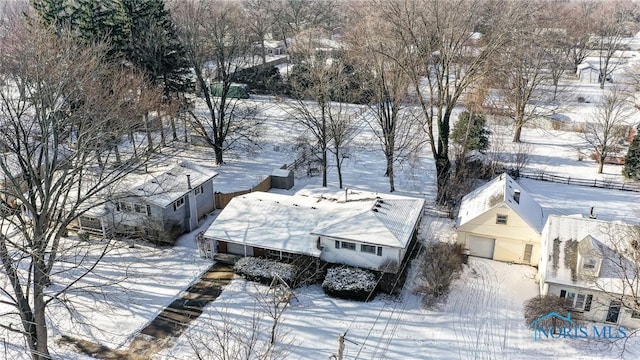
[234,257,296,285]
[78,231,90,241]
[322,266,377,301]
[524,295,573,329]
[416,242,465,306]
[624,125,640,180]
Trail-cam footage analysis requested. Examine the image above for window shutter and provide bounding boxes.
[584,295,593,312]
[560,290,566,298]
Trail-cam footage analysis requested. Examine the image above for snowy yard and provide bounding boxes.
[4,65,640,359]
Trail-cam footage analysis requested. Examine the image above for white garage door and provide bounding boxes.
[467,235,495,259]
[227,243,254,256]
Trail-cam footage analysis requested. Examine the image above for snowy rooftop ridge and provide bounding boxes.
[542,215,638,295]
[203,187,425,256]
[456,173,545,233]
[128,160,218,207]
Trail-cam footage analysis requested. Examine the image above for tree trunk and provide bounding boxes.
[321,105,328,187]
[435,155,451,205]
[386,153,395,192]
[598,159,604,174]
[33,260,51,360]
[171,116,178,141]
[335,152,343,189]
[214,140,224,165]
[144,114,153,150]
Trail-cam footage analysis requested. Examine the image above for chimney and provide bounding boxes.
[589,206,597,219]
[186,174,192,189]
[513,189,520,204]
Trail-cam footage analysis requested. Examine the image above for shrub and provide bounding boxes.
[524,295,573,329]
[78,231,90,241]
[322,266,377,301]
[234,257,296,285]
[416,242,465,306]
[624,125,640,180]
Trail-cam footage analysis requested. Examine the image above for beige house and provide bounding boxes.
[456,173,544,266]
[538,215,640,329]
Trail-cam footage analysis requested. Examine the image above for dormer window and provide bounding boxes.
[583,258,597,270]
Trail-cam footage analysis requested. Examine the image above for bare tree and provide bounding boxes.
[591,1,636,89]
[347,4,421,192]
[489,4,553,144]
[243,0,275,65]
[171,0,260,165]
[375,0,514,201]
[562,0,597,74]
[583,87,633,174]
[327,103,364,189]
[0,18,161,360]
[183,286,292,360]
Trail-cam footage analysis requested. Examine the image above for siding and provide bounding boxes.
[319,236,401,272]
[457,204,541,266]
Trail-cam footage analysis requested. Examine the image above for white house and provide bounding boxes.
[576,62,601,83]
[456,173,544,266]
[538,215,640,328]
[200,187,425,273]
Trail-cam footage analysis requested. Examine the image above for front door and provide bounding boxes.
[606,301,621,323]
[523,244,534,264]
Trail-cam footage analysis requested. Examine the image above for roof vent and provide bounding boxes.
[372,208,379,212]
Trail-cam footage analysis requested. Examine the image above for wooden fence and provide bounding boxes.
[214,175,272,209]
[517,171,640,193]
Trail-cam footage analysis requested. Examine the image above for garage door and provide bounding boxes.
[227,243,254,256]
[467,235,495,259]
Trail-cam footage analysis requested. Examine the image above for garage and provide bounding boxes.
[467,235,495,259]
[226,242,254,256]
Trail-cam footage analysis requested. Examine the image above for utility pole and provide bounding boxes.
[337,332,345,360]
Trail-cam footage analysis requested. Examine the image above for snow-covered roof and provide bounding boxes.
[203,188,425,256]
[271,168,291,177]
[128,161,218,208]
[456,173,545,233]
[542,215,639,296]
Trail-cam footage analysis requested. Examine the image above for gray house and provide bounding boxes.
[71,161,218,243]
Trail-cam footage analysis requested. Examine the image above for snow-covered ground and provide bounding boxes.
[4,58,640,359]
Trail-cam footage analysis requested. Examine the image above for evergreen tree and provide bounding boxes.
[623,126,640,180]
[122,0,192,97]
[451,110,491,153]
[31,0,130,55]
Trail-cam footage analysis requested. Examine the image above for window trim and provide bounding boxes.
[340,241,356,251]
[173,197,185,211]
[194,185,204,196]
[361,244,376,254]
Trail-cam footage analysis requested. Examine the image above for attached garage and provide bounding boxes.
[467,235,495,259]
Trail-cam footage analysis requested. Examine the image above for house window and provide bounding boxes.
[377,246,382,256]
[118,202,133,213]
[561,290,592,311]
[194,185,204,196]
[173,197,185,211]
[134,204,150,215]
[496,214,508,225]
[583,258,597,270]
[335,240,340,249]
[341,241,356,250]
[361,244,376,254]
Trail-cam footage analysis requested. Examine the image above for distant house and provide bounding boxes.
[261,39,286,56]
[70,161,218,243]
[538,215,640,328]
[576,62,601,83]
[199,187,425,273]
[456,173,544,266]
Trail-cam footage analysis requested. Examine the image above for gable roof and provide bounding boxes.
[456,173,545,233]
[127,161,218,207]
[311,198,424,248]
[541,215,639,296]
[203,188,425,256]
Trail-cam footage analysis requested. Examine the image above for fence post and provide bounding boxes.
[593,179,597,187]
[567,177,570,185]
